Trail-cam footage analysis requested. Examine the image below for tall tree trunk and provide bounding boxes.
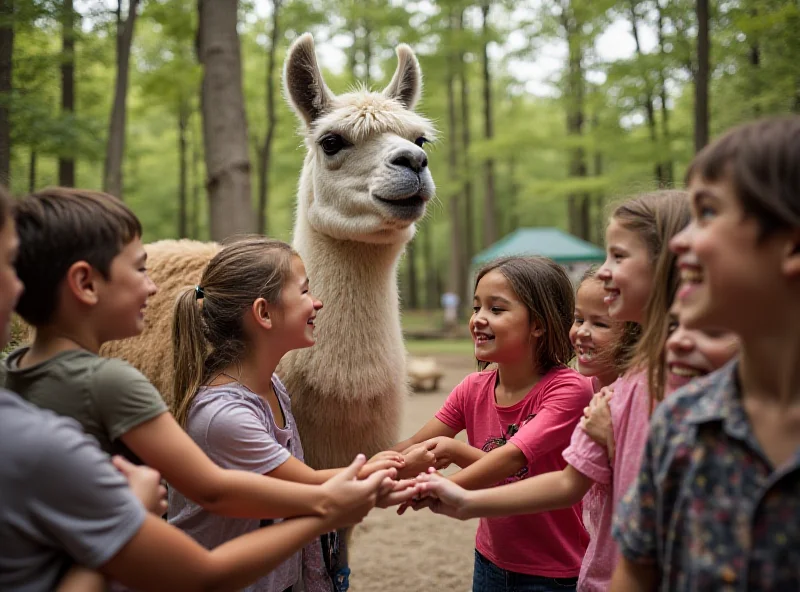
[694,0,710,152]
[446,9,465,308]
[628,0,662,185]
[257,0,281,235]
[458,9,475,264]
[562,0,589,240]
[103,0,139,199]
[28,148,36,193]
[655,0,673,186]
[197,0,254,240]
[0,0,12,187]
[190,114,201,239]
[178,96,189,238]
[749,6,760,116]
[406,239,418,310]
[480,0,497,248]
[507,157,518,234]
[59,0,75,187]
[422,218,436,310]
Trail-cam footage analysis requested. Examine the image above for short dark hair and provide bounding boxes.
[686,116,800,236]
[14,187,142,326]
[474,256,575,373]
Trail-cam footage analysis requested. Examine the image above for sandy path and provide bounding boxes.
[349,354,478,592]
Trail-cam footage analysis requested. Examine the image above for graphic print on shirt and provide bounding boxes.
[481,413,536,484]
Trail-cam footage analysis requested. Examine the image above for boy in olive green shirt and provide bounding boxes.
[9,187,409,529]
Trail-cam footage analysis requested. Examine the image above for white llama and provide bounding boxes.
[102,33,435,472]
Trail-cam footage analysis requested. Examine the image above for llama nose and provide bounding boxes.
[390,147,428,173]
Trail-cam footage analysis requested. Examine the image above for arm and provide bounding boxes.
[580,389,616,461]
[122,413,334,519]
[609,556,658,591]
[412,464,593,519]
[448,440,528,490]
[422,436,486,470]
[56,567,105,592]
[104,457,386,592]
[392,416,458,453]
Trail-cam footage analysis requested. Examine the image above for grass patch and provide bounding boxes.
[406,338,475,356]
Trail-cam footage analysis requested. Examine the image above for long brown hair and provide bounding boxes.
[474,256,574,373]
[612,190,690,406]
[171,236,296,427]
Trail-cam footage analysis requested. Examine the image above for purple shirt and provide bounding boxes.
[562,370,650,592]
[168,375,329,592]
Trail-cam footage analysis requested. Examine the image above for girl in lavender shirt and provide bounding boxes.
[414,191,689,592]
[168,237,412,592]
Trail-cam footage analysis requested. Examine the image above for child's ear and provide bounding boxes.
[252,298,273,330]
[531,323,544,338]
[65,261,100,306]
[782,231,800,279]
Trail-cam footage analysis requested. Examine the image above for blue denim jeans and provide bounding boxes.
[472,550,578,592]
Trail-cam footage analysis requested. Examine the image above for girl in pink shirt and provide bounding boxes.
[394,256,594,592]
[414,191,690,592]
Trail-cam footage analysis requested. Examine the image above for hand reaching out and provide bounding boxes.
[579,387,616,462]
[396,470,473,520]
[398,443,436,479]
[320,454,391,530]
[112,455,167,516]
[359,450,406,479]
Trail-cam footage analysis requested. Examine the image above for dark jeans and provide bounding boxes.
[472,550,578,592]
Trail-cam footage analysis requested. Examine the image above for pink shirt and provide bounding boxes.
[435,366,593,577]
[562,371,649,592]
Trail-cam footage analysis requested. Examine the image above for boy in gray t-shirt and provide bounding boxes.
[0,390,146,591]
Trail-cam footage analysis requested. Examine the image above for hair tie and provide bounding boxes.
[195,285,204,300]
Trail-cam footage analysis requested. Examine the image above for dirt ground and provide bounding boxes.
[349,353,478,592]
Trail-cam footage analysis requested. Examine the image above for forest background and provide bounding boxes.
[0,0,798,312]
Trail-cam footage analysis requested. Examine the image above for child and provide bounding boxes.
[612,117,800,590]
[413,191,690,592]
[168,236,418,592]
[570,266,627,390]
[6,188,405,528]
[395,256,594,592]
[0,185,390,591]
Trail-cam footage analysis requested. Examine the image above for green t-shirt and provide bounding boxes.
[4,347,168,464]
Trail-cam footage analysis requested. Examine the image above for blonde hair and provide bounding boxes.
[612,190,690,406]
[171,236,296,427]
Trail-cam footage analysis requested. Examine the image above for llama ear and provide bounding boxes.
[283,33,334,125]
[382,44,422,111]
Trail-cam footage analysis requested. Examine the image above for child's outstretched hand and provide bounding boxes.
[420,436,464,471]
[398,443,436,478]
[580,387,615,462]
[112,455,167,516]
[397,470,473,520]
[359,450,406,479]
[321,454,390,530]
[376,478,423,509]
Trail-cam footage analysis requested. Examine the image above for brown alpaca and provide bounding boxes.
[103,33,436,474]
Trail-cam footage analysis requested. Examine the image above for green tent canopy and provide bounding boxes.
[472,227,605,267]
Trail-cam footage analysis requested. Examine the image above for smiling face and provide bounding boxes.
[96,237,158,342]
[470,270,535,366]
[597,218,654,323]
[285,34,436,245]
[570,279,619,384]
[272,256,323,351]
[664,300,739,394]
[670,173,791,335]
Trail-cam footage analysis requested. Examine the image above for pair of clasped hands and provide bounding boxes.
[389,389,616,521]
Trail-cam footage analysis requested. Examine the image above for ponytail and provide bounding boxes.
[171,287,208,428]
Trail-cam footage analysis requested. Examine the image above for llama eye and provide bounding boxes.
[320,134,346,156]
[414,136,429,148]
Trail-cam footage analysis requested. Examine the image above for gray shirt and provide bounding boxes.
[0,390,146,591]
[168,375,330,592]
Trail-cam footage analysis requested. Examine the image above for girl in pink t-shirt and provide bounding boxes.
[414,191,691,592]
[393,256,594,591]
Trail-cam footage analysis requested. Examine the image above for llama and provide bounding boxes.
[103,33,435,473]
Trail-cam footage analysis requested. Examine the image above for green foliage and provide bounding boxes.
[5,0,799,302]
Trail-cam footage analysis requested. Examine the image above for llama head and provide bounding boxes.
[284,33,436,245]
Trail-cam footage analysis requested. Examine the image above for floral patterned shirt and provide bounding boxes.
[613,360,800,591]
